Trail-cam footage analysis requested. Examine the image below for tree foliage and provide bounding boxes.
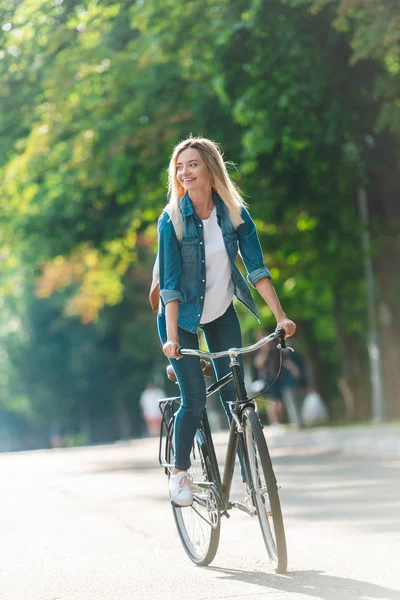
[0,0,399,447]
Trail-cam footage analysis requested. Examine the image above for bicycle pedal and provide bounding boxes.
[232,501,257,517]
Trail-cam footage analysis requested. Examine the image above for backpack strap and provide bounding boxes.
[164,205,183,244]
[149,206,182,312]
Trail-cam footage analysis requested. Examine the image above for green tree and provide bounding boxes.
[297,0,400,418]
[1,0,399,435]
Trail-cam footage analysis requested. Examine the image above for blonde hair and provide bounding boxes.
[165,137,246,240]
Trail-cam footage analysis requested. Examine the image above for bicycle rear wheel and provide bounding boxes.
[242,406,287,573]
[169,428,221,566]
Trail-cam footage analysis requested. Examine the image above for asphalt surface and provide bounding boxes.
[1,432,399,600]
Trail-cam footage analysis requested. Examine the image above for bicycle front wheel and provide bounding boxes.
[170,428,221,566]
[243,407,287,573]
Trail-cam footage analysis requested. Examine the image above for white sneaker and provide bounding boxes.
[169,471,194,507]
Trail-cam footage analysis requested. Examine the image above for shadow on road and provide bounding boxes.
[205,566,400,600]
[273,452,400,534]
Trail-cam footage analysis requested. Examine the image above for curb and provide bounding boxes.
[264,424,400,460]
[211,423,400,460]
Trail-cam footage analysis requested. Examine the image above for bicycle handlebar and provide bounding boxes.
[179,328,286,360]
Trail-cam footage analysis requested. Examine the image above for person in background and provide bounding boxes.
[282,347,308,428]
[49,419,64,448]
[253,331,285,429]
[139,383,165,437]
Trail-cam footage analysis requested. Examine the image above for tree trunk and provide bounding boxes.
[369,132,400,419]
[332,295,371,421]
[334,322,371,421]
[373,244,400,419]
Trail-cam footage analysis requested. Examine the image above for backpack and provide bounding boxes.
[149,207,182,313]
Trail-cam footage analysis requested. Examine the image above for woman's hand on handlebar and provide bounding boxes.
[163,339,182,360]
[276,317,296,338]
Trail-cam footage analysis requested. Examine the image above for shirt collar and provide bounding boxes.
[178,192,195,217]
[179,191,226,219]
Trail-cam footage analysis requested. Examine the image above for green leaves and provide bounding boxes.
[0,0,399,437]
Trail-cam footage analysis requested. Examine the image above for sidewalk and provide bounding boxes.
[266,423,400,460]
[212,422,400,460]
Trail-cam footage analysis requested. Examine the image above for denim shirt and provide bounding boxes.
[157,192,271,333]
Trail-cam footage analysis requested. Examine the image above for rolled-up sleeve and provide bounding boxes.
[237,207,272,287]
[158,212,184,305]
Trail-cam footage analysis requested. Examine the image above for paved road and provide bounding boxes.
[1,433,399,600]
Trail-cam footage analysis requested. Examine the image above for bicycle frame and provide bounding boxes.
[209,357,252,511]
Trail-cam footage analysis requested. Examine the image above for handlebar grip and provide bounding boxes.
[277,328,286,349]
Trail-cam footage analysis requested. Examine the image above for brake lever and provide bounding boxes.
[276,328,286,349]
[277,341,295,353]
[276,329,295,352]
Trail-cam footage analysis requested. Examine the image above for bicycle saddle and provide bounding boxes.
[166,360,213,382]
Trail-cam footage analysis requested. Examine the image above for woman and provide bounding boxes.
[157,137,296,506]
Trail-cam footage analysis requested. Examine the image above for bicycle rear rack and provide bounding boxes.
[158,397,181,474]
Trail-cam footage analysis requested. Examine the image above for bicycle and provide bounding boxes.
[158,329,289,572]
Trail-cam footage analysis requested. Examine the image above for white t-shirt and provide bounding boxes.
[200,208,234,325]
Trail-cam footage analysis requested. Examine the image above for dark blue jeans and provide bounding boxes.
[158,303,245,471]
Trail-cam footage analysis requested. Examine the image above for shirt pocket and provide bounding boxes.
[223,231,238,259]
[181,237,199,263]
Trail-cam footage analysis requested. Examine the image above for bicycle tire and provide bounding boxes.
[169,427,221,566]
[242,407,288,573]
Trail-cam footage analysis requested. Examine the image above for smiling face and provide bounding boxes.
[176,148,212,193]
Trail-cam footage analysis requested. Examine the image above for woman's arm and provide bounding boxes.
[158,212,184,306]
[163,300,182,359]
[157,213,184,359]
[236,208,296,338]
[236,208,272,285]
[254,277,296,338]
